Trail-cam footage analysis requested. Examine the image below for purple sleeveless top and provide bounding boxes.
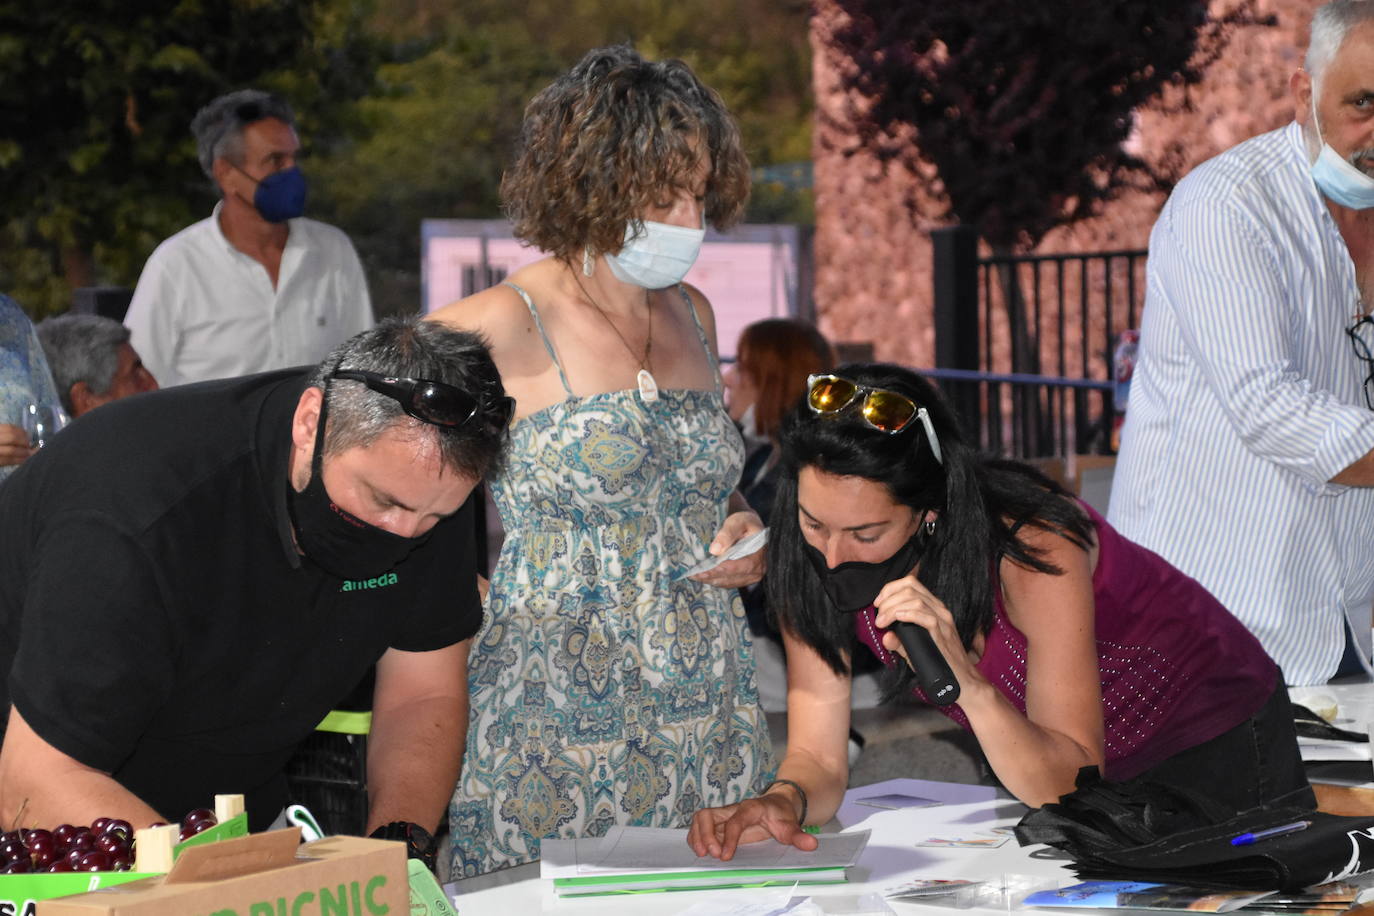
[853,502,1276,780]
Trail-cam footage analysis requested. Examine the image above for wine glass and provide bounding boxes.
[21,402,69,449]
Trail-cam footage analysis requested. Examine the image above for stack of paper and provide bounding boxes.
[1299,736,1371,764]
[539,825,870,897]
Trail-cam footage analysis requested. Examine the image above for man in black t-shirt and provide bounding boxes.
[0,317,512,850]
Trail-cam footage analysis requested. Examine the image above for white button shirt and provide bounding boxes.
[1110,121,1374,686]
[125,203,374,387]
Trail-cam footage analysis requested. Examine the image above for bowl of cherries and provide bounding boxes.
[1,808,220,874]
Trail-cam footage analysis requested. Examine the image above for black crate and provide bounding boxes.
[284,728,369,837]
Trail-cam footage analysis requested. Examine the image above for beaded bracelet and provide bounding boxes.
[763,778,809,827]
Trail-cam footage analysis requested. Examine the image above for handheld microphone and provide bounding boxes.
[893,621,960,706]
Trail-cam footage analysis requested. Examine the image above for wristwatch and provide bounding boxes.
[369,821,437,871]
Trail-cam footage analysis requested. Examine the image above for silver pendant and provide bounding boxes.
[637,369,659,403]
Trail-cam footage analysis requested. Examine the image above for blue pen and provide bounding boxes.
[1230,819,1311,846]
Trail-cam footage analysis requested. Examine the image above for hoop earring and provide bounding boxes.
[582,247,595,277]
[924,518,936,536]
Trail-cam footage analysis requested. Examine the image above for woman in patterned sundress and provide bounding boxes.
[428,45,776,877]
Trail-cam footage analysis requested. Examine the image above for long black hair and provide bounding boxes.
[765,363,1096,692]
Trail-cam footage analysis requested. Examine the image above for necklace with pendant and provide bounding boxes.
[573,274,659,402]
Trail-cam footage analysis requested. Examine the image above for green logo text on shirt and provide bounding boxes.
[340,572,399,592]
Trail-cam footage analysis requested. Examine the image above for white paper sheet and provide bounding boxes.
[1300,736,1372,762]
[675,528,769,580]
[539,826,869,878]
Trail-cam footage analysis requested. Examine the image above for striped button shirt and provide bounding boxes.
[1109,121,1374,686]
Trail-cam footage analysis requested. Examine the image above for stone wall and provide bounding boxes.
[810,0,1319,369]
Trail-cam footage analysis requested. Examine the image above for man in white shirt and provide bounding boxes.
[124,89,373,387]
[1110,0,1374,686]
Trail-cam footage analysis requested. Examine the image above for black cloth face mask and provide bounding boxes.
[287,383,430,579]
[803,524,928,614]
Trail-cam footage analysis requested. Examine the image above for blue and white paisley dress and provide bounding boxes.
[449,283,774,877]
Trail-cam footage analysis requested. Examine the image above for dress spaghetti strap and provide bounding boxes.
[676,284,723,394]
[503,281,573,397]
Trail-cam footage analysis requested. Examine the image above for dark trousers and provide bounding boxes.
[1143,673,1315,816]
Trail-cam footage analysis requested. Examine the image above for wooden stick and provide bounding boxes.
[213,794,245,824]
[133,824,178,873]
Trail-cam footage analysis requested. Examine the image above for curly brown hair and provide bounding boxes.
[501,45,751,261]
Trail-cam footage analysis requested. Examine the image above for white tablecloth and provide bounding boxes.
[449,682,1374,913]
[449,778,1073,914]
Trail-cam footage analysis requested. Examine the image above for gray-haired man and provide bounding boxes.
[36,313,159,417]
[0,317,510,869]
[124,88,372,388]
[1110,0,1374,685]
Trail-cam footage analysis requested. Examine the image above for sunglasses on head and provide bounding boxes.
[332,369,514,430]
[806,374,943,465]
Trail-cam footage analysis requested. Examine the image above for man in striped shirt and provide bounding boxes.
[1110,0,1374,686]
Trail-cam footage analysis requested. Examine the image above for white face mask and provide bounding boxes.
[605,218,705,289]
[737,402,766,447]
[1309,93,1374,209]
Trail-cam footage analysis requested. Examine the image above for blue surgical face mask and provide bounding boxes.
[1309,96,1374,210]
[235,164,308,223]
[605,218,705,289]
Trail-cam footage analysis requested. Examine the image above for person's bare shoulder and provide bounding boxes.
[428,283,527,337]
[675,282,719,348]
[427,266,568,391]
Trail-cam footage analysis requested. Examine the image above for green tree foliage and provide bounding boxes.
[311,0,813,315]
[0,0,382,316]
[1,0,811,318]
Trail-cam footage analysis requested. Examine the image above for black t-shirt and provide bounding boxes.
[0,369,482,829]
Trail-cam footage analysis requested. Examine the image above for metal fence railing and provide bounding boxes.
[932,226,1144,458]
[921,367,1114,460]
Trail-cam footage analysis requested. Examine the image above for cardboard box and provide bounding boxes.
[38,831,406,916]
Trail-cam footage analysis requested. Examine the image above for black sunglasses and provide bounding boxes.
[1347,315,1374,411]
[332,369,513,429]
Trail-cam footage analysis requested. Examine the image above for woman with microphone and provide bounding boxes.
[689,363,1312,860]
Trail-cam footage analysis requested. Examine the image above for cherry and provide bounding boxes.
[21,828,51,846]
[94,833,126,856]
[27,836,56,867]
[51,823,79,848]
[3,858,31,874]
[178,820,214,842]
[104,819,133,840]
[46,860,73,873]
[77,851,111,872]
[182,808,215,828]
[0,838,27,863]
[90,817,112,834]
[110,853,132,872]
